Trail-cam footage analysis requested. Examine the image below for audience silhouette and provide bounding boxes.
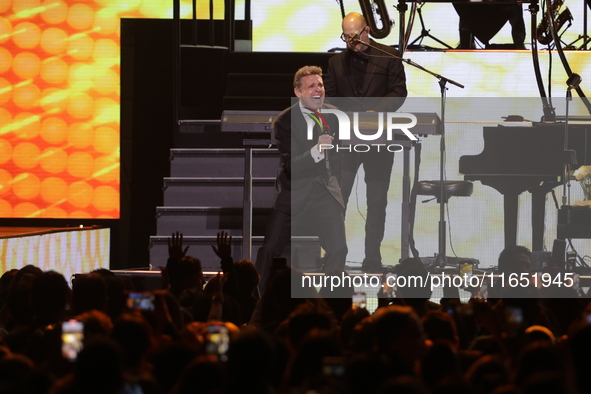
[0,236,588,394]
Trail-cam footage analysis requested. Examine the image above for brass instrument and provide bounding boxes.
[358,0,391,39]
[537,0,573,45]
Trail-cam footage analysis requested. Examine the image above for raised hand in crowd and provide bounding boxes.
[162,231,190,291]
[168,231,190,260]
[212,231,232,260]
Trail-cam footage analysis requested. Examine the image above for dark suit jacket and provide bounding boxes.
[324,39,407,112]
[272,102,344,215]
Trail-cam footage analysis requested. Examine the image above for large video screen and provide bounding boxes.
[1,0,588,219]
[0,0,247,219]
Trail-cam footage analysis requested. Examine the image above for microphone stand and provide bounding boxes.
[351,39,464,267]
[562,73,582,207]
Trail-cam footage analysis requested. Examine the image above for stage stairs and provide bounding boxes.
[148,147,321,272]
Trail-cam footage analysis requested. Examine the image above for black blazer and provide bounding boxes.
[324,39,407,112]
[272,102,344,215]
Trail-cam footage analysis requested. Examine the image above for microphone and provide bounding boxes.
[322,127,330,169]
[348,33,359,42]
[567,73,582,91]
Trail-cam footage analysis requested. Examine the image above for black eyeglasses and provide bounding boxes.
[340,26,367,42]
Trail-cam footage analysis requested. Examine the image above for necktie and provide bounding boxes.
[304,107,331,170]
[304,107,330,134]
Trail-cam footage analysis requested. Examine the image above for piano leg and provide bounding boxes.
[531,190,546,252]
[530,182,558,251]
[504,193,518,248]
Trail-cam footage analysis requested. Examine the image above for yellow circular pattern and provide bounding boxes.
[40,57,68,84]
[0,47,12,74]
[94,97,117,123]
[0,199,12,217]
[67,151,93,178]
[93,9,119,36]
[12,22,41,49]
[93,68,118,95]
[12,142,40,169]
[93,125,118,154]
[41,0,68,25]
[67,34,94,60]
[12,0,41,14]
[13,83,41,110]
[68,62,93,90]
[67,122,93,149]
[40,87,68,113]
[0,77,12,105]
[40,147,68,173]
[93,38,118,61]
[67,181,93,208]
[0,169,12,197]
[12,52,41,80]
[93,155,119,183]
[69,210,92,218]
[13,112,40,139]
[41,206,67,218]
[40,176,67,203]
[40,116,68,144]
[67,3,94,30]
[0,17,12,45]
[40,27,68,55]
[67,91,94,119]
[12,172,41,200]
[92,185,117,211]
[13,202,40,218]
[0,0,12,14]
[0,138,12,165]
[0,108,11,131]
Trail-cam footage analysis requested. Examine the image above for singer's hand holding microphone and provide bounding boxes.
[317,133,334,153]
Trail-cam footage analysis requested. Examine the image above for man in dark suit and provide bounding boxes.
[255,65,348,292]
[324,12,407,273]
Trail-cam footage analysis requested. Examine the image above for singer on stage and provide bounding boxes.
[324,12,407,273]
[254,66,348,292]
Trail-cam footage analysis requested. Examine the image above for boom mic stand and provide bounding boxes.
[562,73,582,207]
[351,38,464,267]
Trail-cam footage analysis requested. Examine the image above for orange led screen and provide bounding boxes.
[0,0,125,219]
[1,0,228,219]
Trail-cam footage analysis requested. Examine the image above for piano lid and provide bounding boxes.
[459,124,591,178]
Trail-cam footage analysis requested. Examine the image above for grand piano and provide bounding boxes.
[459,123,591,250]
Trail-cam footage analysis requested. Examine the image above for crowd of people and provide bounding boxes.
[0,231,589,394]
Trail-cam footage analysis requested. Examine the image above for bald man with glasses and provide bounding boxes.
[324,12,407,273]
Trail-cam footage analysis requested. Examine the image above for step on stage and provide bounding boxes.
[0,226,110,282]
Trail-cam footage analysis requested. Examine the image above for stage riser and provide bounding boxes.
[156,207,272,236]
[170,148,279,178]
[149,236,321,271]
[162,177,275,207]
